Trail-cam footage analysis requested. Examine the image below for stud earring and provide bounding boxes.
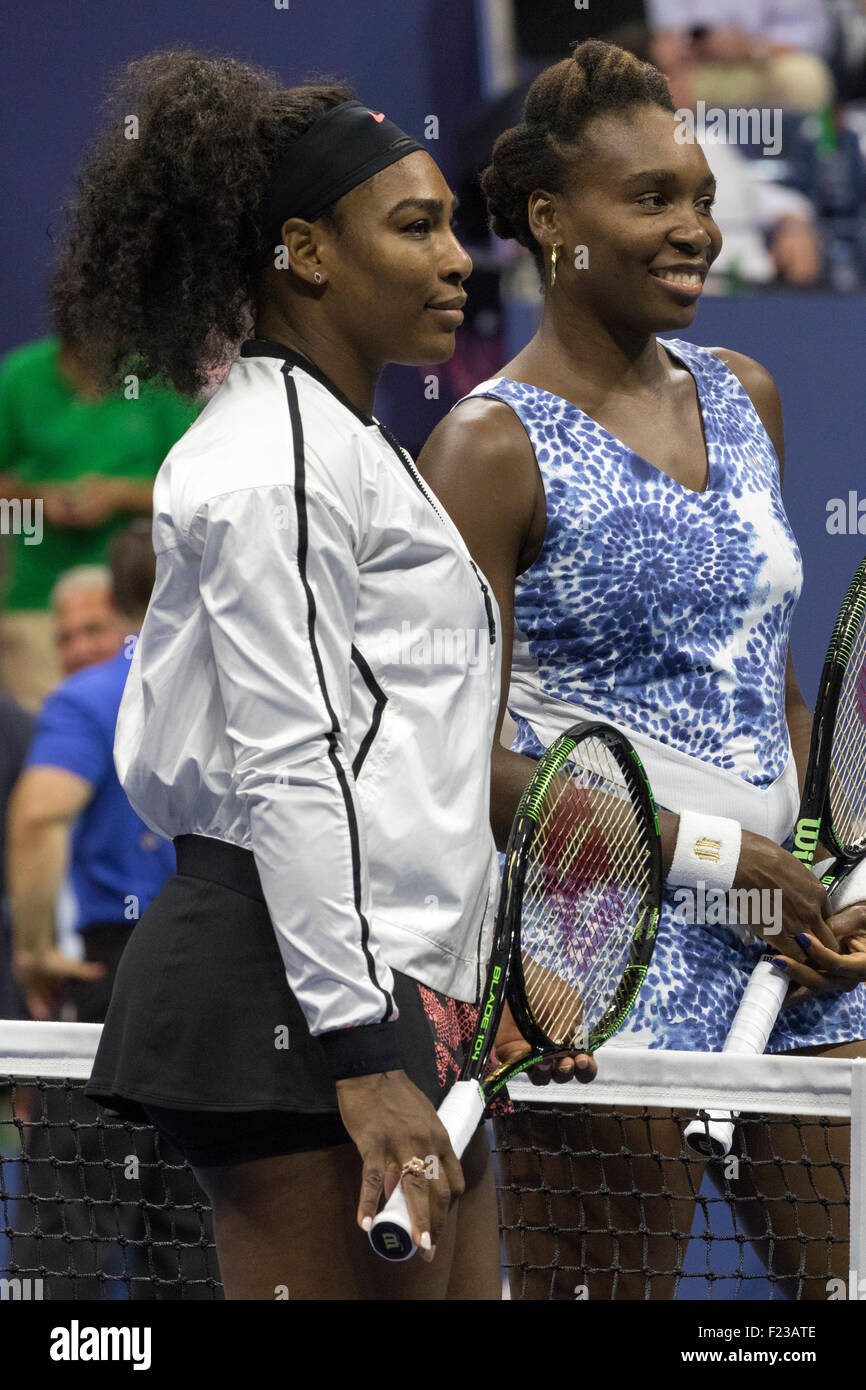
[313,272,323,284]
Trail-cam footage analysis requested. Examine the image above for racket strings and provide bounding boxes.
[828,614,866,851]
[522,818,641,1041]
[517,795,619,1045]
[519,736,652,1046]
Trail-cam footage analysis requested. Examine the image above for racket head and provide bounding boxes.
[484,721,661,1090]
[825,848,866,906]
[821,556,866,862]
[795,556,866,867]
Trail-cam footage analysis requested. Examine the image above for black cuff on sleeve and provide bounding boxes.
[318,1021,403,1079]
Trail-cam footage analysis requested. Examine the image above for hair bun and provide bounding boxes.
[479,39,673,281]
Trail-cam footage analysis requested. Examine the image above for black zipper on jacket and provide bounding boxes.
[376,419,497,646]
[242,341,497,646]
[467,559,497,646]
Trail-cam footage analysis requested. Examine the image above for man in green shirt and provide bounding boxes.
[0,335,200,709]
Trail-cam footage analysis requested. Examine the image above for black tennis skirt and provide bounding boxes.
[86,834,486,1165]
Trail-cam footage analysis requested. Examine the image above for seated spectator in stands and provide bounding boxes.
[0,694,34,1020]
[604,22,825,286]
[0,333,199,711]
[6,519,216,1298]
[51,564,125,678]
[701,141,823,287]
[661,55,824,287]
[7,520,175,1022]
[0,564,125,1016]
[827,0,866,102]
[646,0,837,111]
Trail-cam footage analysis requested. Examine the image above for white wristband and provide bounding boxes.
[668,809,742,892]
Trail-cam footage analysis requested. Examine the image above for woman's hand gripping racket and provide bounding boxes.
[369,720,662,1260]
[685,555,866,1158]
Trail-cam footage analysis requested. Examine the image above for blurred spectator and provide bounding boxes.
[660,59,825,287]
[646,0,837,111]
[0,565,123,1011]
[701,142,823,287]
[52,565,125,677]
[827,0,866,101]
[645,22,866,288]
[595,24,826,288]
[7,521,174,1022]
[5,518,217,1299]
[0,334,198,712]
[0,695,34,1020]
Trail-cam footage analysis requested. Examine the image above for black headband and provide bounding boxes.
[258,99,425,261]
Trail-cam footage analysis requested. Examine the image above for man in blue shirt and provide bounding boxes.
[8,521,175,1021]
[6,521,218,1298]
[0,695,35,1018]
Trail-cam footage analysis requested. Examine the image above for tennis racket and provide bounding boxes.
[685,554,866,1158]
[369,719,662,1260]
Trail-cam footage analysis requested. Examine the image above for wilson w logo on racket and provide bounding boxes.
[370,720,662,1260]
[792,817,821,862]
[685,553,866,1158]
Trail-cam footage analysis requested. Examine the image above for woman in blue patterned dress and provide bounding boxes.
[418,39,866,1299]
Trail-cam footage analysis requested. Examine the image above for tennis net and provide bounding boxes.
[1,1021,864,1300]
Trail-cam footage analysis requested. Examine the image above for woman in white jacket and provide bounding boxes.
[52,50,596,1300]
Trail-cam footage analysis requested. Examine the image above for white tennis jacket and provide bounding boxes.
[114,340,501,1078]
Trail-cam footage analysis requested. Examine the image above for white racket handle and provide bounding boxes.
[368,1079,488,1261]
[684,958,789,1157]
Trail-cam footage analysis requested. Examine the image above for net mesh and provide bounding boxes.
[1,1026,863,1301]
[0,1078,221,1300]
[497,1103,850,1301]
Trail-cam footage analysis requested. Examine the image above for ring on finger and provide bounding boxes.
[400,1156,427,1179]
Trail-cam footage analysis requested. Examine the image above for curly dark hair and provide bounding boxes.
[480,38,674,281]
[51,50,355,397]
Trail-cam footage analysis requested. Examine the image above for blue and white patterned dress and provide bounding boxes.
[457,337,866,1051]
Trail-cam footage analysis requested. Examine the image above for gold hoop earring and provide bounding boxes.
[550,244,559,290]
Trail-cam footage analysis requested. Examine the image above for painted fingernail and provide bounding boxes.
[420,1231,432,1250]
[361,1216,372,1232]
[795,933,812,949]
[771,958,788,970]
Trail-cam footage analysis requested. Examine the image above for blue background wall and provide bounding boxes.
[1,0,478,352]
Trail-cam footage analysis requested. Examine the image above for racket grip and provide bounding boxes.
[368,1079,487,1261]
[684,958,788,1158]
[683,1111,738,1158]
